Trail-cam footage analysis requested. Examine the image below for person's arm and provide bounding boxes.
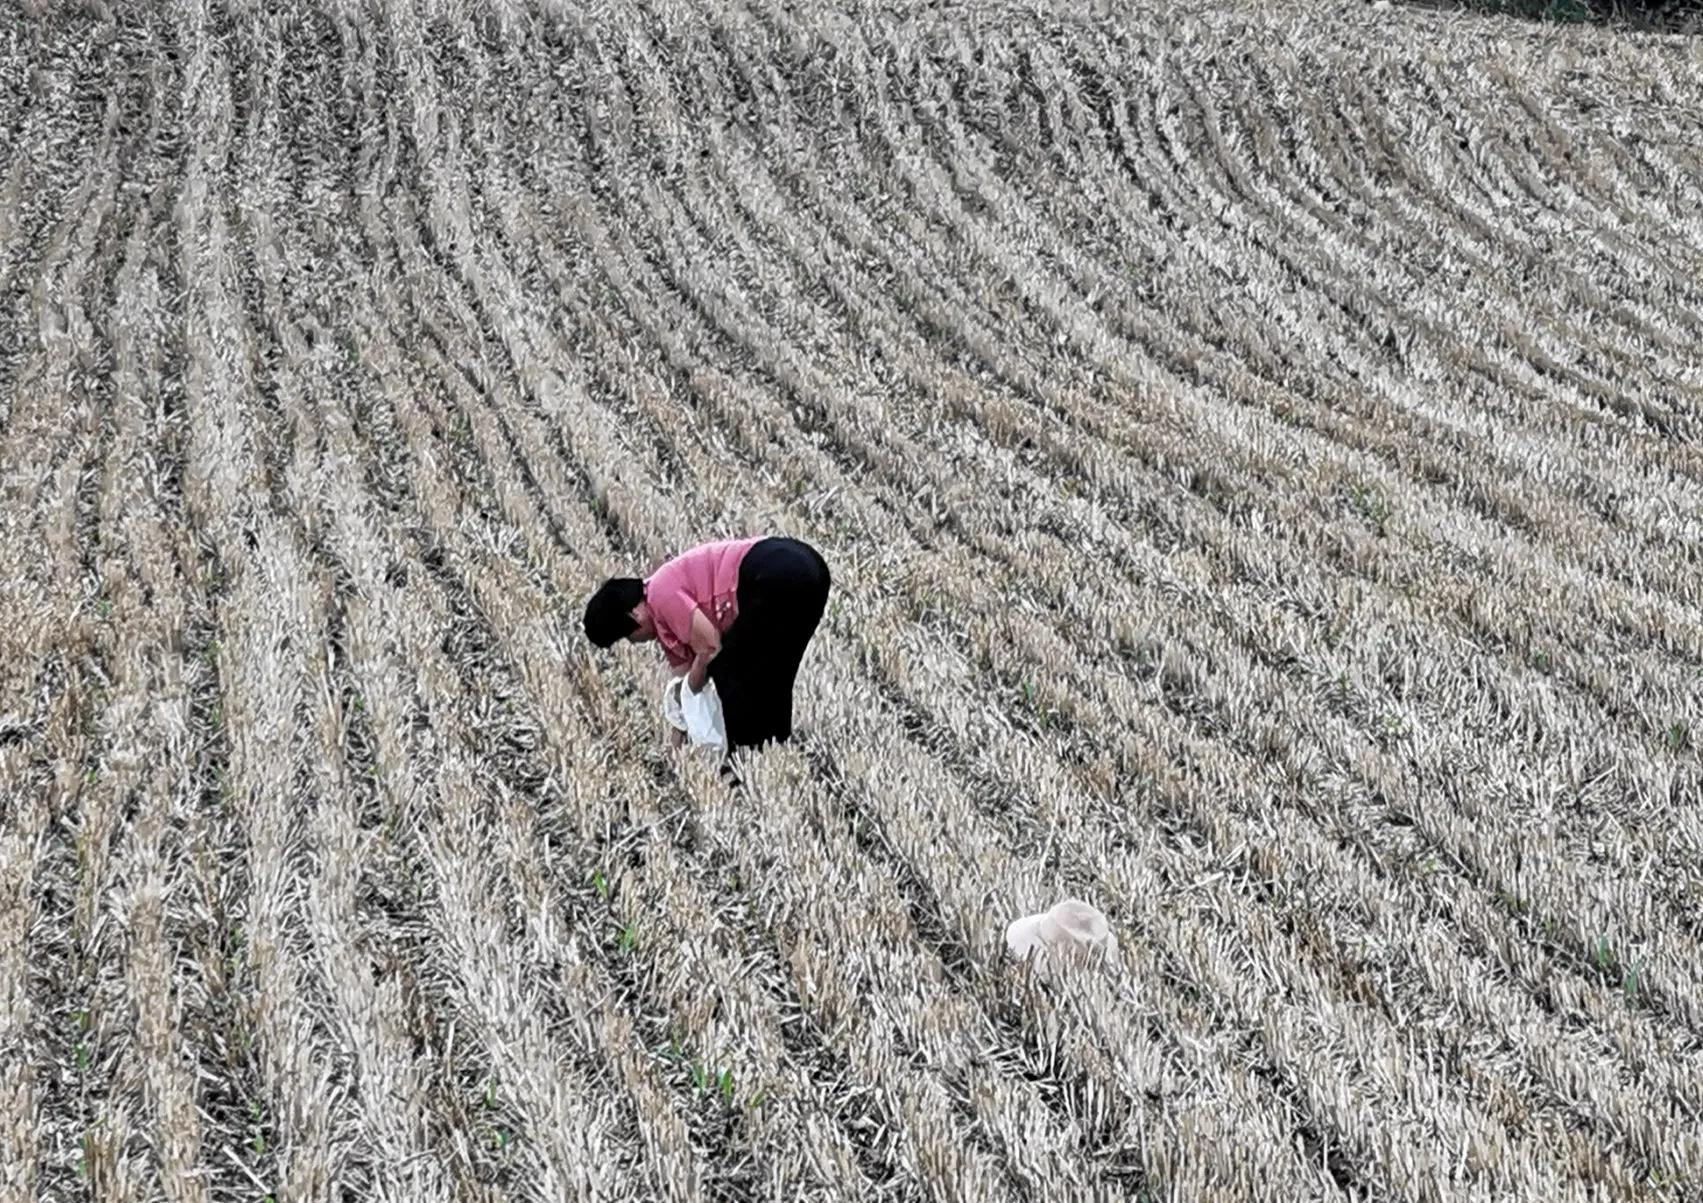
[684,606,722,693]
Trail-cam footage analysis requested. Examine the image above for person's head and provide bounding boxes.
[583,578,654,647]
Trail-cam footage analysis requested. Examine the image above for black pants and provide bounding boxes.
[707,537,831,752]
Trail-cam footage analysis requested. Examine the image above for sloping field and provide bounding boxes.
[2,1,1701,1199]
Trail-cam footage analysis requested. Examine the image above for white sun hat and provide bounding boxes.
[1005,899,1117,964]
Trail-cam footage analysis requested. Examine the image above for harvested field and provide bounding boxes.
[2,0,1701,1199]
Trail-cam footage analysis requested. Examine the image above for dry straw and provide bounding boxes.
[2,0,1698,1199]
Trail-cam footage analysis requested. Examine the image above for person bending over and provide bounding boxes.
[582,535,831,754]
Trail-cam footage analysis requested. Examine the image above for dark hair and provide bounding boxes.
[583,578,644,648]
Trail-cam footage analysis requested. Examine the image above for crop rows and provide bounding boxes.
[0,1,1698,1201]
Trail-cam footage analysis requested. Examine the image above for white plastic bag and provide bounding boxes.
[662,677,726,749]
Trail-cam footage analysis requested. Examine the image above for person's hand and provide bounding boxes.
[665,724,685,750]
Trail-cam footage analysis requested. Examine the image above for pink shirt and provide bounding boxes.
[644,537,761,668]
